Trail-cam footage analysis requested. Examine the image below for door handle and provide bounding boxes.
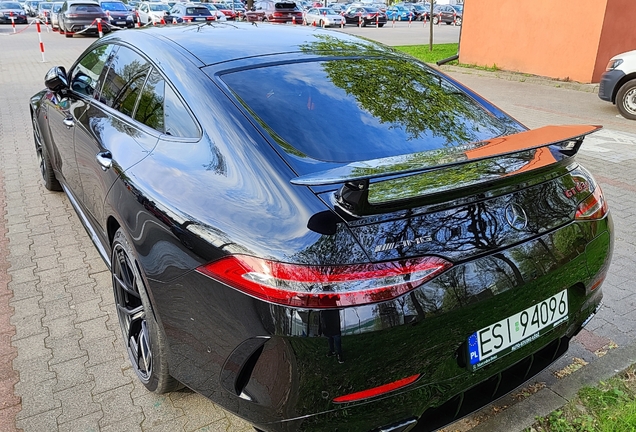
[63,117,74,128]
[96,151,113,171]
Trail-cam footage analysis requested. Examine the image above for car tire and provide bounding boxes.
[616,79,636,120]
[432,16,439,24]
[33,114,62,192]
[111,228,181,394]
[454,17,462,25]
[378,23,384,27]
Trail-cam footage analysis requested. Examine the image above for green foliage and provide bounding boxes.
[528,364,636,432]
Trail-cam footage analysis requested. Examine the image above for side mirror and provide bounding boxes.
[44,66,69,93]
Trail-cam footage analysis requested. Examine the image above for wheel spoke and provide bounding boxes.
[113,272,141,299]
[117,303,144,319]
[112,238,153,383]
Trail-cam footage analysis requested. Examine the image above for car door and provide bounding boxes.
[73,45,160,235]
[138,2,149,22]
[44,43,113,202]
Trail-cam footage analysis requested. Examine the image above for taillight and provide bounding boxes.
[196,255,452,308]
[575,185,608,220]
[272,12,283,17]
[333,374,421,403]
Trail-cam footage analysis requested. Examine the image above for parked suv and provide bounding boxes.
[245,1,303,23]
[58,0,109,37]
[599,50,636,120]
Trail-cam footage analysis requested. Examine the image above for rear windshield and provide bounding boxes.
[70,4,103,12]
[1,2,22,7]
[221,59,510,163]
[275,2,296,8]
[186,6,210,14]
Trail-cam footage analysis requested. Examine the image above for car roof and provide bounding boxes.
[107,22,381,68]
[67,0,100,5]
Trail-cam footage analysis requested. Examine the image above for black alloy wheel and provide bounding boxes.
[111,229,180,393]
[32,114,61,191]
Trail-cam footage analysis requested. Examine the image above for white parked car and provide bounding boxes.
[303,7,343,26]
[599,50,636,120]
[136,1,170,24]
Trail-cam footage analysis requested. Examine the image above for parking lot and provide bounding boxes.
[1,20,636,432]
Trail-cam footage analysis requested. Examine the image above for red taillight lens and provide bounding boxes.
[333,374,421,403]
[575,186,608,220]
[196,255,452,308]
[272,12,283,17]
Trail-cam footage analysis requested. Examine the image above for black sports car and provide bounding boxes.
[30,24,613,432]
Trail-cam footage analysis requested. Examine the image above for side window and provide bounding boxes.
[100,46,151,116]
[164,86,199,138]
[70,44,114,98]
[134,68,165,132]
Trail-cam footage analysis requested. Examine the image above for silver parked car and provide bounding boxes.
[50,1,63,28]
[303,6,344,26]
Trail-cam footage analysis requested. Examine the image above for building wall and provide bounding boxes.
[594,0,636,82]
[459,0,636,83]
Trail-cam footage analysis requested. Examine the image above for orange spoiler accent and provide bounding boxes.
[291,125,602,186]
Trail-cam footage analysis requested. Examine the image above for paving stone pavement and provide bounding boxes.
[0,25,253,432]
[2,22,636,432]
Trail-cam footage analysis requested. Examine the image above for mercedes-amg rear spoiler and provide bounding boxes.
[291,125,601,187]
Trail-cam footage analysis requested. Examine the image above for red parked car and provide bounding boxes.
[245,0,303,23]
[211,2,238,20]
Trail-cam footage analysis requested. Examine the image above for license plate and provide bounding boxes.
[467,289,568,371]
[116,21,125,24]
[195,17,204,21]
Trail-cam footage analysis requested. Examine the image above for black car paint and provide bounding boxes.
[30,24,612,432]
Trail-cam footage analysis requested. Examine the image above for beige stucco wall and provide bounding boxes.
[459,0,636,83]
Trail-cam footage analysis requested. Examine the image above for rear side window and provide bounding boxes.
[70,44,113,98]
[164,86,199,138]
[100,46,151,116]
[135,68,165,132]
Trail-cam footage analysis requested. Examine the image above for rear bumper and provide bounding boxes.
[65,20,111,33]
[155,208,612,431]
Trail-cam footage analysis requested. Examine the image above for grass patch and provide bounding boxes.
[527,364,636,432]
[393,44,500,71]
[394,43,459,64]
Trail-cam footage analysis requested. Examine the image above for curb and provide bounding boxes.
[436,64,600,94]
[465,342,636,432]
